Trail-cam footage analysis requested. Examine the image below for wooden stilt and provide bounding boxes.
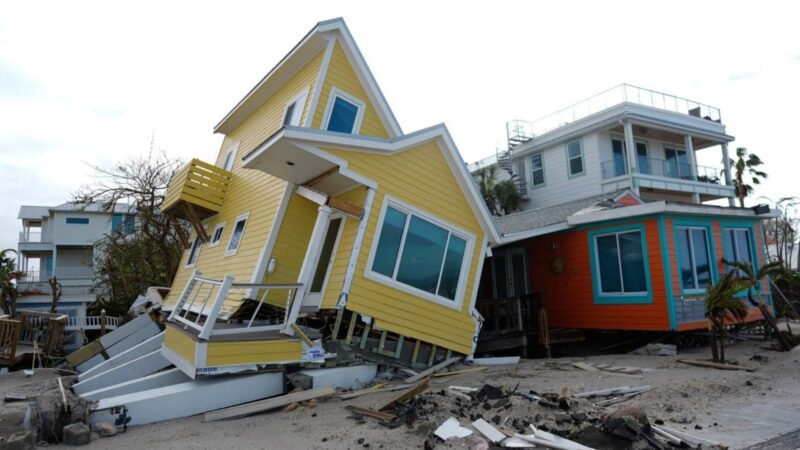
[393,336,404,359]
[359,321,371,349]
[428,345,438,367]
[332,309,344,339]
[411,340,421,366]
[345,314,357,345]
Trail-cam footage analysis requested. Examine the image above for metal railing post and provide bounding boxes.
[198,275,233,340]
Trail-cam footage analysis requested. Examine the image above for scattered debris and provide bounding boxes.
[431,367,487,378]
[378,378,430,411]
[339,384,414,400]
[94,422,118,437]
[62,422,91,446]
[572,361,644,378]
[203,386,336,422]
[631,343,677,356]
[678,359,756,371]
[345,405,397,421]
[472,418,506,443]
[434,417,472,440]
[574,385,652,398]
[3,394,28,403]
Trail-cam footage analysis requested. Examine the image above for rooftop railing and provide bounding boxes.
[508,84,722,145]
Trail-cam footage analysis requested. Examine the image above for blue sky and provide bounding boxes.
[1,1,799,252]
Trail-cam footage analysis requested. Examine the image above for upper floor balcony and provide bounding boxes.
[162,158,233,241]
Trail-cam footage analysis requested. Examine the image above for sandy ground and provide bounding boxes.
[3,337,800,449]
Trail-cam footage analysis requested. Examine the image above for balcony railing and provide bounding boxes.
[67,316,119,331]
[601,157,722,183]
[55,265,94,279]
[162,158,233,221]
[508,84,722,143]
[19,231,50,243]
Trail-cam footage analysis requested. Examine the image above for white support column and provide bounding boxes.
[282,205,332,336]
[337,187,376,309]
[685,135,700,204]
[623,120,639,195]
[721,143,735,207]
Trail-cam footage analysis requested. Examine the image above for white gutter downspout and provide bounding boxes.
[337,186,377,309]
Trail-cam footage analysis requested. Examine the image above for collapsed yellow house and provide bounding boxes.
[159,18,500,378]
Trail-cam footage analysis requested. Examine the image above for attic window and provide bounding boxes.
[323,88,365,134]
[283,89,308,127]
[222,142,239,172]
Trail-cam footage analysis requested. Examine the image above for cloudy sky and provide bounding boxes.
[1,1,798,252]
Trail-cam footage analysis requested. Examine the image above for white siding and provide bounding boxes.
[51,212,113,245]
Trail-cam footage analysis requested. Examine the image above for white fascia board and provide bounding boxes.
[496,222,572,246]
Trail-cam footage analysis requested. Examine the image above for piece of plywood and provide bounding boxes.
[339,384,414,400]
[203,386,335,422]
[432,366,487,378]
[344,405,396,421]
[473,356,520,366]
[434,417,472,440]
[472,418,506,443]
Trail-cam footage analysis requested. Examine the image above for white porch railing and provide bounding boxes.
[19,231,50,243]
[167,270,303,340]
[66,316,120,331]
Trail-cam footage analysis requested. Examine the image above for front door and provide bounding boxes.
[303,216,345,309]
[492,247,529,299]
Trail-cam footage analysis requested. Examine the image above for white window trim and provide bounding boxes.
[364,195,476,311]
[593,230,648,296]
[221,142,240,172]
[284,87,309,127]
[566,139,584,177]
[677,226,711,293]
[208,222,226,248]
[225,212,250,257]
[185,236,202,268]
[321,87,366,134]
[530,152,545,187]
[308,213,347,296]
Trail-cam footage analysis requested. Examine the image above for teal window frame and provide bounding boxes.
[65,217,89,225]
[721,221,763,297]
[566,139,585,178]
[672,220,718,296]
[588,224,653,304]
[530,153,545,188]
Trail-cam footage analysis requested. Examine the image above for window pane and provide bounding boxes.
[310,218,342,292]
[531,154,544,185]
[691,229,711,289]
[112,214,122,231]
[724,229,735,260]
[569,157,583,175]
[494,256,508,299]
[437,235,466,300]
[612,139,627,176]
[567,141,581,159]
[532,169,544,186]
[619,231,646,292]
[227,219,246,251]
[597,235,622,293]
[396,216,449,294]
[636,142,650,175]
[531,154,542,170]
[188,238,201,265]
[735,230,753,265]
[372,207,407,276]
[327,97,359,133]
[283,102,296,126]
[677,228,695,290]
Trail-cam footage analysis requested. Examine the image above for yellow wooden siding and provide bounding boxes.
[323,142,484,354]
[320,187,367,309]
[166,49,325,309]
[163,325,196,365]
[205,339,302,366]
[311,41,389,138]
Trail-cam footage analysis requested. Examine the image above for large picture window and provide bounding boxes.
[676,226,712,291]
[368,199,473,305]
[593,229,647,295]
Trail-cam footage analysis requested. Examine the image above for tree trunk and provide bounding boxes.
[709,320,719,362]
[717,322,726,363]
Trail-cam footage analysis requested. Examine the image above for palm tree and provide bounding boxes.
[705,269,748,363]
[726,260,794,350]
[0,249,19,317]
[474,166,523,216]
[732,147,767,208]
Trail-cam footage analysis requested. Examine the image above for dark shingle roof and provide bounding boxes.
[495,191,626,235]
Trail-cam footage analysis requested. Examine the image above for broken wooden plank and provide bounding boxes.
[432,366,487,378]
[404,356,461,383]
[4,394,28,403]
[290,323,314,347]
[655,424,723,447]
[344,405,396,421]
[203,386,335,422]
[378,378,430,411]
[514,425,594,450]
[448,385,479,393]
[473,356,520,366]
[651,425,684,445]
[472,418,506,443]
[338,384,414,400]
[574,385,651,398]
[677,359,756,372]
[571,362,598,372]
[595,390,648,407]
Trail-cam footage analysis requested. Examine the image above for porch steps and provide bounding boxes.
[89,371,284,427]
[80,368,191,401]
[72,349,171,395]
[67,313,162,372]
[78,332,165,381]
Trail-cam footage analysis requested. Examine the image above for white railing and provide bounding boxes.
[54,266,94,279]
[67,315,120,331]
[601,157,722,182]
[167,270,303,340]
[19,231,50,243]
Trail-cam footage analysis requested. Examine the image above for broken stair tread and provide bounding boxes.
[472,418,506,443]
[404,356,461,383]
[677,359,756,372]
[338,384,415,400]
[203,386,335,422]
[344,405,397,421]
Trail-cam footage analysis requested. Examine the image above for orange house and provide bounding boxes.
[480,192,775,334]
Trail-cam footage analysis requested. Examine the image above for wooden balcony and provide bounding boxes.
[162,159,232,241]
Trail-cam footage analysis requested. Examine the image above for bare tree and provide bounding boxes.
[72,151,186,316]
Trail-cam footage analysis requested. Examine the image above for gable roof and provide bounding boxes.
[214,18,402,138]
[242,125,501,243]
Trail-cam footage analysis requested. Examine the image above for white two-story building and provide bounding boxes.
[15,202,131,347]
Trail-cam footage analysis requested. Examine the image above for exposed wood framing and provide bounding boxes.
[182,203,209,242]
